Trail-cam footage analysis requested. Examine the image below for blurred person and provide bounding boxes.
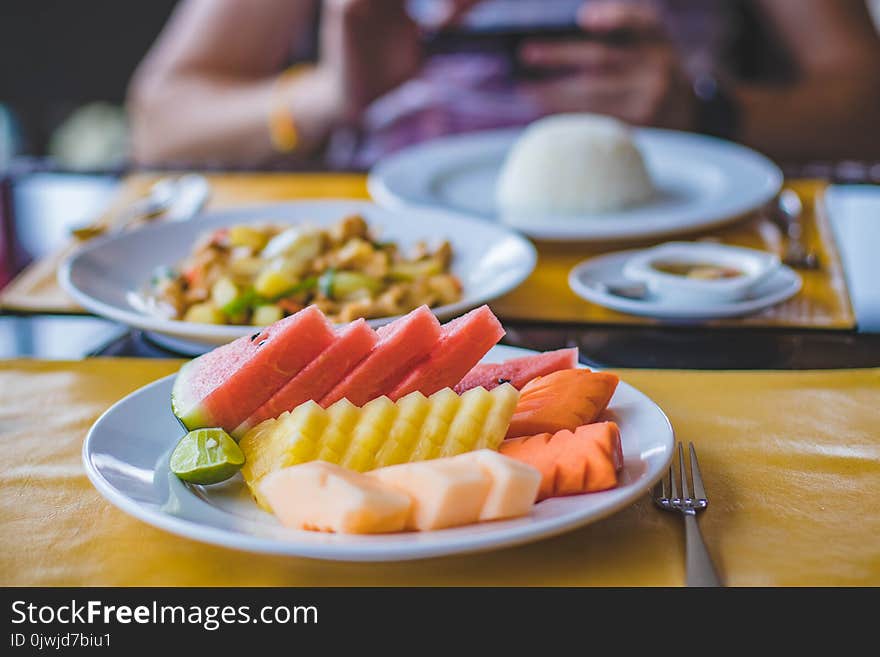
[127,0,880,169]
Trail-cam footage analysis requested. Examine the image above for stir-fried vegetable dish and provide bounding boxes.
[148,215,462,324]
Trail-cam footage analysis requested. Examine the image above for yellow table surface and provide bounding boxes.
[2,358,878,586]
[0,174,854,330]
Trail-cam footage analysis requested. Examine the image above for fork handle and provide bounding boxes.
[683,513,722,587]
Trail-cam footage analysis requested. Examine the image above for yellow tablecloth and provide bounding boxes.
[0,174,854,329]
[2,359,877,586]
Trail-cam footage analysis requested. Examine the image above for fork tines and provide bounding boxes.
[652,442,709,511]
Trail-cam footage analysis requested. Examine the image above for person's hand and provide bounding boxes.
[517,1,697,129]
[317,0,422,123]
[316,0,482,124]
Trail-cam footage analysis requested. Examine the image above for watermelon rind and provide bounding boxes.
[171,359,213,431]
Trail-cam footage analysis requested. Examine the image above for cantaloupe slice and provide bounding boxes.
[506,369,619,439]
[260,451,541,534]
[499,422,624,501]
[259,462,411,534]
[368,450,541,530]
[370,458,491,531]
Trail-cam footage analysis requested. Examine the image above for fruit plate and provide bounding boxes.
[59,200,537,353]
[368,127,783,241]
[83,345,674,562]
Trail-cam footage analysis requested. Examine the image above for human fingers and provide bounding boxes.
[520,73,633,110]
[577,0,665,39]
[428,0,483,28]
[519,39,637,72]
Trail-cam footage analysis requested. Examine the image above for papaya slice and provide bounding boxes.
[499,422,623,501]
[505,369,619,439]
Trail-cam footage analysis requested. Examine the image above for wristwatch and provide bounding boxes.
[692,73,741,141]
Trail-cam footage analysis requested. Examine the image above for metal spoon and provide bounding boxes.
[777,190,820,269]
[70,175,209,240]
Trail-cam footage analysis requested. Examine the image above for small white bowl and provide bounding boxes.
[622,242,780,305]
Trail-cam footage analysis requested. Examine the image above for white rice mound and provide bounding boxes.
[496,113,654,217]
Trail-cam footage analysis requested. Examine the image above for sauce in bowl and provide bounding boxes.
[650,261,744,280]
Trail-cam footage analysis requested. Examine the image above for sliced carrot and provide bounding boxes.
[505,369,618,439]
[183,265,202,289]
[499,422,623,501]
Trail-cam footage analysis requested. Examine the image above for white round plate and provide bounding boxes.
[83,345,674,562]
[369,127,783,241]
[569,250,802,320]
[59,200,536,352]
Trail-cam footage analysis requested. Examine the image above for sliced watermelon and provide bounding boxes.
[231,319,378,438]
[320,305,442,407]
[388,305,505,401]
[171,305,335,433]
[454,347,579,393]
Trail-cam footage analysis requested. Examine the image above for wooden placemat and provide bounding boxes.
[0,174,854,329]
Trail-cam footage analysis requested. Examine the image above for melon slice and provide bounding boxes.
[454,347,579,393]
[367,450,540,530]
[259,462,411,534]
[467,450,542,521]
[171,305,335,432]
[369,457,491,531]
[388,305,505,400]
[320,305,441,407]
[232,319,377,438]
[499,422,624,500]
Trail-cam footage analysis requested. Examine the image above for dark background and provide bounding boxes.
[0,0,178,155]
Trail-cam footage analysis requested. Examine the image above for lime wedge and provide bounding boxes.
[170,428,245,485]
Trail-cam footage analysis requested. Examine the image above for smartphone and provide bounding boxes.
[414,0,636,76]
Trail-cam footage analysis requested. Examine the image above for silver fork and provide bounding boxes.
[652,442,723,587]
[776,189,820,269]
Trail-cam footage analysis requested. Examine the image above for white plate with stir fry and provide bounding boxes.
[60,201,537,351]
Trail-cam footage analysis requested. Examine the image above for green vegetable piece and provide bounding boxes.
[150,265,177,286]
[252,304,284,326]
[389,257,443,282]
[319,269,381,300]
[271,276,318,301]
[318,268,336,298]
[334,271,381,299]
[170,428,245,485]
[221,288,258,316]
[211,277,240,310]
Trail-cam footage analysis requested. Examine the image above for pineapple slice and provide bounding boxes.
[440,387,493,457]
[240,401,328,506]
[316,399,360,462]
[410,388,461,462]
[341,396,398,472]
[375,391,431,467]
[474,383,519,450]
[239,384,520,507]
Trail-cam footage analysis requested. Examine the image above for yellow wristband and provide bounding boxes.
[268,65,310,153]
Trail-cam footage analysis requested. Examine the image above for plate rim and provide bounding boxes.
[82,345,675,562]
[568,249,803,319]
[58,199,538,345]
[368,126,784,241]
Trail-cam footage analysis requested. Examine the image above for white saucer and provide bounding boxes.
[569,250,802,320]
